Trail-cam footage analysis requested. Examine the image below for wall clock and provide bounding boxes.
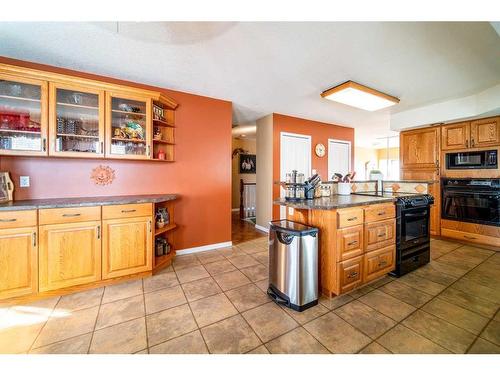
[315,143,326,157]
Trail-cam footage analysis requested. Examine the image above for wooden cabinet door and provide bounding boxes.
[363,245,395,283]
[0,227,37,299]
[400,169,440,236]
[39,221,101,292]
[336,225,363,262]
[441,122,470,150]
[337,255,363,294]
[400,127,440,169]
[102,216,152,279]
[364,218,395,252]
[470,117,500,148]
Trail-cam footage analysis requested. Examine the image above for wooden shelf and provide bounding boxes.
[153,139,175,145]
[0,128,41,134]
[154,250,175,270]
[0,94,40,103]
[56,102,98,110]
[57,133,99,139]
[153,119,175,127]
[111,109,146,116]
[154,223,177,236]
[151,158,174,162]
[111,137,146,143]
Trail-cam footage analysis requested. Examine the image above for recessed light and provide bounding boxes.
[321,81,399,111]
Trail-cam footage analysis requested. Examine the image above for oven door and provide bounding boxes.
[400,207,430,249]
[442,189,500,226]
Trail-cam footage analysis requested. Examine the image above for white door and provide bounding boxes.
[280,132,312,219]
[328,139,351,181]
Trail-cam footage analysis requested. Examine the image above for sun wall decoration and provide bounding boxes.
[90,165,116,186]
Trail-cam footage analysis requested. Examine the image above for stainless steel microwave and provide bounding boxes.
[445,149,498,170]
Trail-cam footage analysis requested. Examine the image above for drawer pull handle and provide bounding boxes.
[32,232,37,247]
[121,209,137,213]
[347,217,358,221]
[463,235,477,240]
[377,211,386,216]
[0,218,17,222]
[378,260,387,267]
[62,213,81,217]
[347,272,358,279]
[378,233,386,238]
[97,225,101,240]
[347,240,358,246]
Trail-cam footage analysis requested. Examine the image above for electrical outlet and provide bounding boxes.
[20,176,30,188]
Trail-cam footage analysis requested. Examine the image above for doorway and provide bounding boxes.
[328,139,351,181]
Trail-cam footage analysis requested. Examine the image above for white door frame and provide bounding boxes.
[280,132,312,219]
[327,138,352,181]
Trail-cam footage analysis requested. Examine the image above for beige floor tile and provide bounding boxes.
[437,253,479,272]
[480,320,500,346]
[411,264,458,286]
[495,310,500,322]
[146,304,198,347]
[213,270,251,291]
[239,244,267,255]
[377,325,450,354]
[55,288,103,312]
[144,285,187,315]
[201,315,261,353]
[251,251,269,265]
[0,321,46,353]
[359,290,416,321]
[468,338,500,354]
[149,330,208,354]
[225,283,270,312]
[366,275,394,289]
[402,310,476,353]
[430,240,462,253]
[135,349,149,354]
[439,287,499,318]
[239,264,268,282]
[422,298,489,334]
[452,278,500,304]
[90,317,147,354]
[173,254,201,270]
[181,277,222,302]
[22,296,61,310]
[282,303,329,325]
[265,327,329,354]
[102,280,143,304]
[218,247,242,258]
[243,302,298,343]
[190,293,238,327]
[347,285,374,299]
[247,345,270,354]
[453,245,494,261]
[254,278,269,293]
[398,273,446,296]
[196,251,225,265]
[30,333,92,354]
[175,265,210,284]
[96,294,145,330]
[319,294,353,310]
[419,260,467,278]
[33,306,99,349]
[359,342,391,354]
[228,254,259,269]
[143,271,179,293]
[379,280,433,307]
[335,300,396,339]
[203,259,237,276]
[460,271,500,296]
[304,312,371,353]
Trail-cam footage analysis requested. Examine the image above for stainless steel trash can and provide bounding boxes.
[267,220,318,311]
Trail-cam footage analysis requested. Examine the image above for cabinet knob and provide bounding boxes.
[347,240,358,246]
[347,217,358,221]
[347,271,358,279]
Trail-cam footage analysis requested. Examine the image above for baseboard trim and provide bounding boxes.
[255,224,269,233]
[176,241,233,255]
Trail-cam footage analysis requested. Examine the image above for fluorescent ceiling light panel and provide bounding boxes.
[321,81,399,111]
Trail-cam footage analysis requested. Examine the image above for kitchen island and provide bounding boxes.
[275,195,398,298]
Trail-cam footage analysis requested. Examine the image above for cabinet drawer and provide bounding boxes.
[0,210,37,229]
[337,208,364,228]
[39,206,101,225]
[441,228,500,248]
[364,218,395,252]
[102,203,152,220]
[336,225,363,262]
[337,255,363,294]
[363,245,395,283]
[364,203,395,223]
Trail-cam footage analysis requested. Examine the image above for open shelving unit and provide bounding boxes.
[153,200,177,273]
[152,98,175,162]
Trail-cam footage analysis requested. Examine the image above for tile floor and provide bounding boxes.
[0,237,499,354]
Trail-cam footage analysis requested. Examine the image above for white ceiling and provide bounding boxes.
[0,22,499,147]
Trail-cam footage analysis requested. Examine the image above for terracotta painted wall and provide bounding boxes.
[0,57,232,250]
[272,113,355,219]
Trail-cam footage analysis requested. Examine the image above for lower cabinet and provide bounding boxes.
[39,221,102,292]
[102,216,153,279]
[364,218,395,252]
[363,245,395,283]
[337,255,363,294]
[336,225,363,262]
[0,227,38,299]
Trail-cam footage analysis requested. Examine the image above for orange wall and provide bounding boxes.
[0,57,232,250]
[272,113,354,219]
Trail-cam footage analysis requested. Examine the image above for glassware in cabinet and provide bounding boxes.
[0,75,48,156]
[49,83,105,157]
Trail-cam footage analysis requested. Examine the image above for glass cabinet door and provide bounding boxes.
[0,75,48,156]
[49,83,105,157]
[106,92,151,159]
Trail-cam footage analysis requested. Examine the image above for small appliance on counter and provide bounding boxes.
[283,170,321,201]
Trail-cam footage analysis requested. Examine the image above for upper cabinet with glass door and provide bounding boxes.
[105,92,152,160]
[49,83,105,158]
[0,74,48,156]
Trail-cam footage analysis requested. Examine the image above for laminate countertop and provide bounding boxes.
[0,194,178,211]
[274,195,396,210]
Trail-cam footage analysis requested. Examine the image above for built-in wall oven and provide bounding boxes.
[441,178,500,227]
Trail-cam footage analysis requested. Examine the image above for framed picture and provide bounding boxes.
[239,154,256,174]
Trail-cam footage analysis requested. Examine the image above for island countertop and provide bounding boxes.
[0,194,178,211]
[274,195,396,210]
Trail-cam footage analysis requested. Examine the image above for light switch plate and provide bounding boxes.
[288,207,294,216]
[20,176,30,187]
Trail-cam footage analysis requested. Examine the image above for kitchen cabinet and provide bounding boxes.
[102,216,153,279]
[470,117,500,148]
[363,245,395,283]
[0,73,48,156]
[441,122,470,150]
[49,82,105,158]
[400,127,440,169]
[364,218,395,252]
[337,255,363,294]
[0,227,38,299]
[336,225,363,262]
[39,221,102,292]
